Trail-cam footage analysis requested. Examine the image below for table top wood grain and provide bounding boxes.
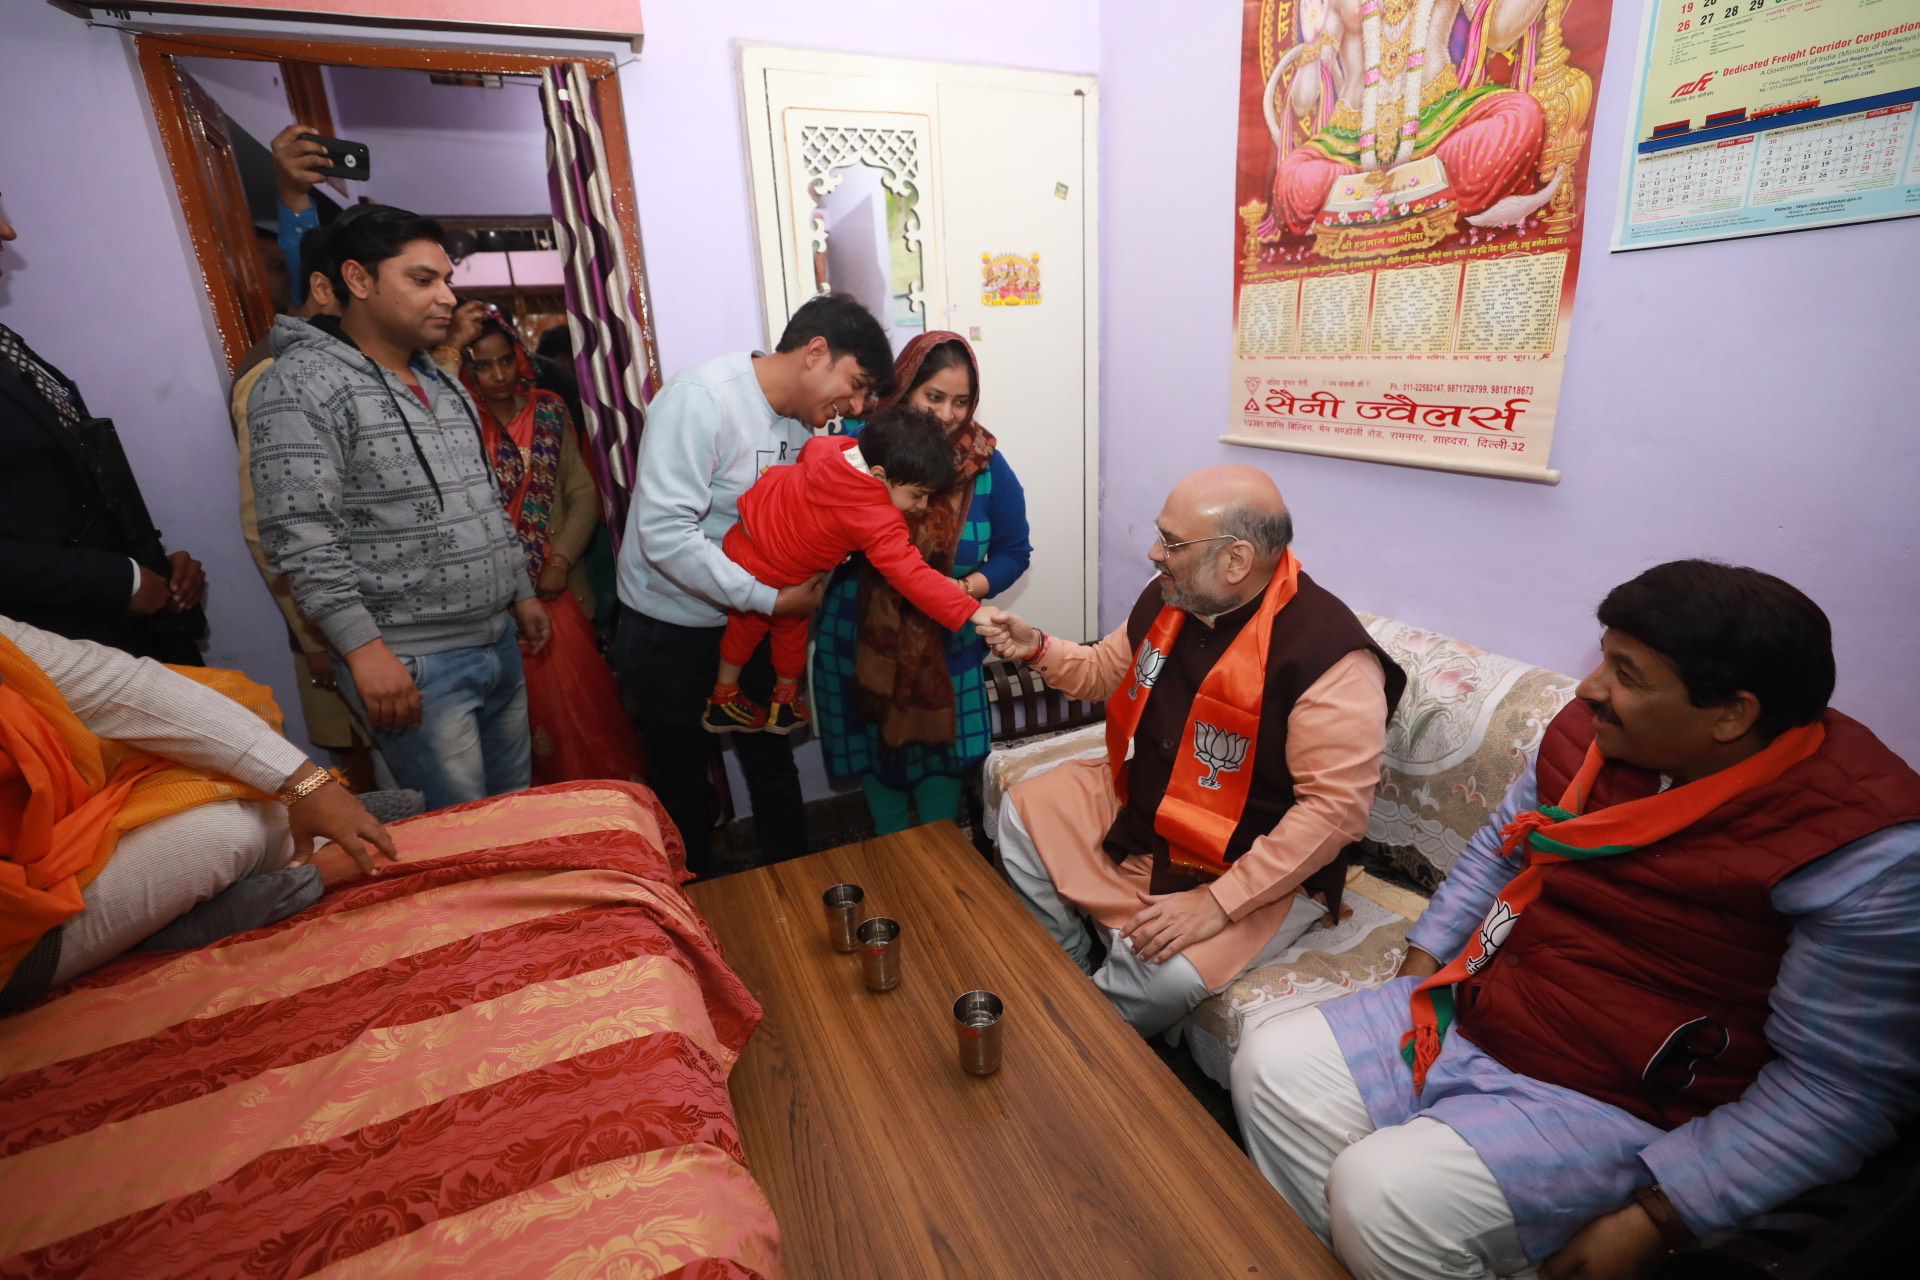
[687,822,1351,1280]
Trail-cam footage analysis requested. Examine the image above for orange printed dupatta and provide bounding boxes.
[1105,550,1301,877]
[1399,716,1828,1092]
[0,632,280,985]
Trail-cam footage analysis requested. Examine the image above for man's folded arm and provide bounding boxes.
[1639,826,1920,1234]
[1208,650,1387,919]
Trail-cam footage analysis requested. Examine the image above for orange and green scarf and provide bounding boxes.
[1106,550,1300,878]
[1400,716,1828,1091]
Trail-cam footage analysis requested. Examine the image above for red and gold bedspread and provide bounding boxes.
[0,782,779,1279]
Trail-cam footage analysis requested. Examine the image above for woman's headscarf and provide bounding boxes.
[460,314,568,571]
[853,331,998,748]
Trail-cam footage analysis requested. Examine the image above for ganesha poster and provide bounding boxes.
[1226,0,1617,482]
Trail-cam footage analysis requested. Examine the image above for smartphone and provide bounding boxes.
[300,133,371,182]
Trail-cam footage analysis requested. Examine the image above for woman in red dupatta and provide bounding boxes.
[462,316,644,786]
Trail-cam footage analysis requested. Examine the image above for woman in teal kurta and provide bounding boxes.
[812,333,1032,834]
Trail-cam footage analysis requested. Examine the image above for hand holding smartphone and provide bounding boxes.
[299,133,371,181]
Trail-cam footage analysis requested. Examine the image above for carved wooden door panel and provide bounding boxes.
[139,47,279,368]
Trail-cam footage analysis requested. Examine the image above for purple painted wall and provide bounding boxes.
[1097,0,1920,765]
[322,65,551,217]
[616,0,1100,380]
[0,5,312,740]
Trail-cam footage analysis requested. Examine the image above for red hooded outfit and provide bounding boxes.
[719,435,976,676]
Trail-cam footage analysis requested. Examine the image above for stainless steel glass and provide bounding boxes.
[822,884,865,953]
[856,917,902,991]
[953,990,1005,1076]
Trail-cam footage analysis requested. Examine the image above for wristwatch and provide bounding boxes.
[277,764,335,806]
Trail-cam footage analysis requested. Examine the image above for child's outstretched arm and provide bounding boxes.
[858,514,980,632]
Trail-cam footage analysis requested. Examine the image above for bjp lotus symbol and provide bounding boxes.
[1129,642,1165,700]
[1192,722,1249,790]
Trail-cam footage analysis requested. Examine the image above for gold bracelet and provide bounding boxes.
[277,764,335,806]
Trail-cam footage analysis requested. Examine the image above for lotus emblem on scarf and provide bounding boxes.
[1129,642,1166,700]
[1465,900,1519,974]
[1192,722,1249,790]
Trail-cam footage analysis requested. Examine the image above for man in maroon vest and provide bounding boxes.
[1232,560,1920,1280]
[978,466,1404,1035]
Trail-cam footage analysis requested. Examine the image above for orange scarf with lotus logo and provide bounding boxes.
[1105,550,1301,877]
[1398,714,1827,1093]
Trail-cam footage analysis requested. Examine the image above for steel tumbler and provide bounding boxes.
[856,917,902,991]
[822,884,865,953]
[953,990,1005,1076]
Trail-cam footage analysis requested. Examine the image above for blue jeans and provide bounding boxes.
[332,625,530,812]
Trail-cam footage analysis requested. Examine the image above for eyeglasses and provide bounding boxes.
[1155,531,1236,555]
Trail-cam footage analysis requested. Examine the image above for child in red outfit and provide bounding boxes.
[706,407,994,734]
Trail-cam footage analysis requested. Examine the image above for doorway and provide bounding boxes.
[741,48,1101,644]
[135,32,656,380]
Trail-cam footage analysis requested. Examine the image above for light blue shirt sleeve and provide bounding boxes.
[625,380,778,618]
[1404,770,1537,962]
[1641,821,1920,1234]
[278,201,320,304]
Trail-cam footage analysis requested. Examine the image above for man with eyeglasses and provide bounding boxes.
[977,466,1404,1035]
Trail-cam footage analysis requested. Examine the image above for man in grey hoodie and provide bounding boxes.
[248,205,549,812]
[614,293,895,872]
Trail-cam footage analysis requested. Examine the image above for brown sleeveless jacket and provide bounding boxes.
[1106,572,1404,894]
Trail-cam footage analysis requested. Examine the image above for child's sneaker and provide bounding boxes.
[764,689,811,736]
[703,688,768,734]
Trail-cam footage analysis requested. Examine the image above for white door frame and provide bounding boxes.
[739,45,1101,643]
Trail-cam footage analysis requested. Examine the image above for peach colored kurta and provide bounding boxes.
[1009,624,1387,989]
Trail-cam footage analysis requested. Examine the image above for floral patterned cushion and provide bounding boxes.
[1357,614,1577,888]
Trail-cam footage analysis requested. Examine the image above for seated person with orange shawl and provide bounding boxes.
[976,466,1404,1037]
[1,616,395,1013]
[1231,561,1920,1280]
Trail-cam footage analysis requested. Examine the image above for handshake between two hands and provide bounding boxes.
[971,606,1040,661]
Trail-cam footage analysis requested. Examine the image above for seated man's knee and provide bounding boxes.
[1231,1008,1331,1112]
[1325,1119,1512,1278]
[1092,937,1205,1037]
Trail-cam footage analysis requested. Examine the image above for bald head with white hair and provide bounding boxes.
[1148,466,1294,620]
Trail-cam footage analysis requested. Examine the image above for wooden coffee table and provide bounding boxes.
[687,821,1351,1279]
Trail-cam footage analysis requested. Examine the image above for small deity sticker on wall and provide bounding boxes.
[981,252,1041,306]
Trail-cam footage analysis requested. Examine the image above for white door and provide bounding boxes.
[742,49,1099,643]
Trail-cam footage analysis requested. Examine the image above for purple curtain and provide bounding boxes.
[540,61,661,548]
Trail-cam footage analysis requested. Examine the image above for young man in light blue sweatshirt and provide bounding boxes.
[614,294,894,872]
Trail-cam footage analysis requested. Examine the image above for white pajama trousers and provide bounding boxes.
[1231,1008,1538,1280]
[998,799,1323,1037]
[53,799,293,985]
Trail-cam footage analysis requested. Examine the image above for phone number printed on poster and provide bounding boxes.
[1225,0,1618,482]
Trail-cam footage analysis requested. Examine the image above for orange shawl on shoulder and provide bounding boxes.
[0,632,282,984]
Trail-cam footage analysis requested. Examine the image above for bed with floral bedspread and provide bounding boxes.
[0,782,779,1280]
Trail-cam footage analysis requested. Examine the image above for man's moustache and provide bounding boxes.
[1585,699,1620,726]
